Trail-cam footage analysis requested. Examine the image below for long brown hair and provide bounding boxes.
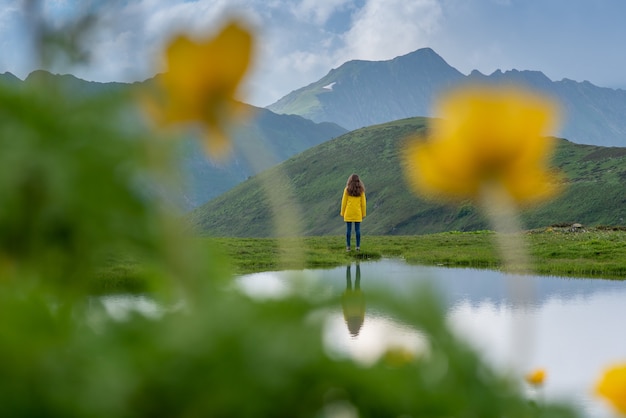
[345,174,365,197]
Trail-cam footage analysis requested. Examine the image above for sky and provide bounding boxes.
[2,0,626,107]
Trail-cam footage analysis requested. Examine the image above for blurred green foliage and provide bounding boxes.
[0,66,582,418]
[0,74,181,295]
[0,10,581,418]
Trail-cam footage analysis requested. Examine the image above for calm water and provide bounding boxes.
[100,259,626,417]
[235,259,626,418]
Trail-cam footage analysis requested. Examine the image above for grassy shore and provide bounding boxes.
[207,226,626,279]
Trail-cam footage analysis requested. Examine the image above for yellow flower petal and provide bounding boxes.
[402,85,561,205]
[525,368,546,387]
[596,363,626,414]
[382,346,416,367]
[144,20,254,159]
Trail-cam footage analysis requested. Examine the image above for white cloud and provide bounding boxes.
[0,3,33,79]
[339,0,442,62]
[143,0,236,36]
[3,0,626,106]
[70,0,262,82]
[291,0,353,25]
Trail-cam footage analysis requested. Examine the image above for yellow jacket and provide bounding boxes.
[340,189,366,222]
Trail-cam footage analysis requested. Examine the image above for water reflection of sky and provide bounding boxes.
[237,258,626,418]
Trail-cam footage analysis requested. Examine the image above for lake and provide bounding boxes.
[99,259,626,417]
[235,259,626,418]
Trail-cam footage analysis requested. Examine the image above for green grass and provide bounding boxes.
[526,226,626,278]
[204,227,626,279]
[98,227,626,293]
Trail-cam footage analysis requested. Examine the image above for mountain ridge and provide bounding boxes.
[267,48,626,147]
[0,70,346,208]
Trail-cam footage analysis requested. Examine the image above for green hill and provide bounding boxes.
[178,106,346,208]
[188,117,626,237]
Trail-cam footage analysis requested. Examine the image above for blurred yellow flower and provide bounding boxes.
[382,346,415,367]
[403,85,560,205]
[595,363,626,414]
[525,368,546,387]
[147,21,254,159]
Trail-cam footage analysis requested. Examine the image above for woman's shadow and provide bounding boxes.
[341,262,365,338]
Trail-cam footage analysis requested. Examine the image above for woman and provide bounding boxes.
[340,174,366,252]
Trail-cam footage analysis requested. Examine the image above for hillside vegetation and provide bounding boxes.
[188,117,626,237]
[205,227,626,279]
[178,107,345,207]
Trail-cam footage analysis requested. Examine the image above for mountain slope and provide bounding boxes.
[1,70,346,208]
[188,117,626,237]
[268,48,464,130]
[267,48,626,147]
[179,107,346,207]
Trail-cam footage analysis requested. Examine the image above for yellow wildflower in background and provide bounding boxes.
[402,86,563,358]
[595,363,626,415]
[403,85,560,205]
[525,368,546,387]
[382,346,416,368]
[146,21,254,159]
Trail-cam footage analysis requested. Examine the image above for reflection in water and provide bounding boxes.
[86,294,186,332]
[235,259,626,417]
[342,262,365,338]
[99,260,625,418]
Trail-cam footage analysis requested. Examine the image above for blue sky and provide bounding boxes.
[2,0,626,106]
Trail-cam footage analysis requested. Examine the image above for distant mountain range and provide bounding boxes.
[267,48,626,147]
[5,47,626,215]
[0,70,346,208]
[178,108,345,207]
[188,117,626,237]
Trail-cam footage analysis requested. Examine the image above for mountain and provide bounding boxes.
[1,70,346,208]
[188,117,626,237]
[267,48,462,131]
[178,107,345,207]
[0,71,23,87]
[267,48,626,147]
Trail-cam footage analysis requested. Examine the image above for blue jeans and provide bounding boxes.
[346,222,361,248]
